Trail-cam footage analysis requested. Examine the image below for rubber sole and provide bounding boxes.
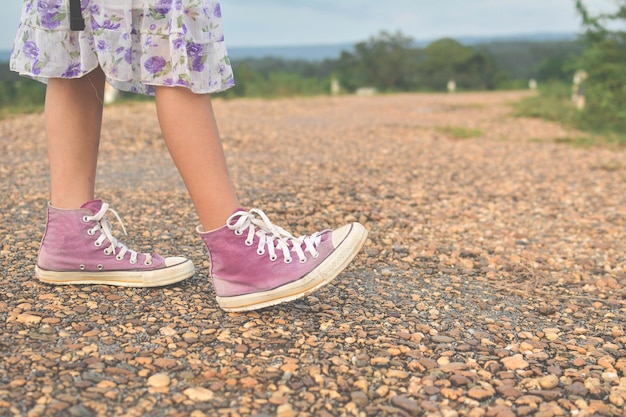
[216,222,369,312]
[35,259,195,288]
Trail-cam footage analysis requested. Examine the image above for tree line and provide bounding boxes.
[221,34,583,98]
[0,31,584,110]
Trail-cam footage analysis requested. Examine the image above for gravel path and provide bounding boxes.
[0,91,625,416]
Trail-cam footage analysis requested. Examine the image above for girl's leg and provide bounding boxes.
[45,67,106,209]
[36,69,195,287]
[154,86,240,231]
[155,86,368,312]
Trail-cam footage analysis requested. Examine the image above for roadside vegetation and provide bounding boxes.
[515,1,626,146]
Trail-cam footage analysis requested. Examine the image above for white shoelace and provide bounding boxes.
[84,203,152,265]
[227,209,322,264]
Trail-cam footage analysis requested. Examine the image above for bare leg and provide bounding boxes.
[155,86,240,231]
[45,67,106,209]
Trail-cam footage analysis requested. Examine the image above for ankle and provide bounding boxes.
[50,196,94,210]
[197,203,242,232]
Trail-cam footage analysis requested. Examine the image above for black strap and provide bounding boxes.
[69,0,85,31]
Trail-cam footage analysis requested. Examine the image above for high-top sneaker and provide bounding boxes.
[35,200,195,287]
[198,208,368,312]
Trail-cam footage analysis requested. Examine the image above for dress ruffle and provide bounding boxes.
[10,0,235,95]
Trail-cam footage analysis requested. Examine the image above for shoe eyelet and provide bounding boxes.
[144,260,153,266]
[234,230,243,236]
[79,264,86,271]
[97,264,104,271]
[269,254,278,261]
[103,248,112,255]
[299,257,308,264]
[257,249,265,256]
[245,239,253,246]
[312,253,320,259]
[94,241,102,247]
[87,229,95,236]
[130,259,137,265]
[82,216,89,223]
[116,255,124,261]
[284,257,293,264]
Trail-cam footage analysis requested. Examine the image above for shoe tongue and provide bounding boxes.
[81,199,103,215]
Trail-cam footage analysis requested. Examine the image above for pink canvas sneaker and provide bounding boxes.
[35,200,195,287]
[198,208,368,312]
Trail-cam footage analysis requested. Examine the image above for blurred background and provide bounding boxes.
[0,0,624,141]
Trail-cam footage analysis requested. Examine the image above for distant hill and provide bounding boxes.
[0,32,578,63]
[227,32,578,61]
[228,43,354,61]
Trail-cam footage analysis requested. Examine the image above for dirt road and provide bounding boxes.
[1,91,624,416]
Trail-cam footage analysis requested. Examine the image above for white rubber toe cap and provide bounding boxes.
[332,223,367,248]
[164,256,191,267]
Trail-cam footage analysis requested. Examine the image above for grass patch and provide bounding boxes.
[437,125,484,139]
[436,125,484,139]
[513,82,578,124]
[0,104,45,119]
[513,82,626,147]
[552,136,596,148]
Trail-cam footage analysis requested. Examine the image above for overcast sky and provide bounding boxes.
[0,0,616,51]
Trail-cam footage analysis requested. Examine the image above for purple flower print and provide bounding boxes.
[186,42,203,57]
[173,37,184,50]
[62,63,82,78]
[93,17,121,31]
[124,48,133,64]
[38,0,64,29]
[23,42,39,60]
[97,40,107,52]
[192,58,205,72]
[214,4,221,18]
[144,56,167,75]
[154,0,172,15]
[31,60,41,76]
[186,42,205,72]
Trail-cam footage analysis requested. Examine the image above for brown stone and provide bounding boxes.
[391,395,421,414]
[501,354,529,371]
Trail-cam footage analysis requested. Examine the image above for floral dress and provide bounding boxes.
[10,0,235,95]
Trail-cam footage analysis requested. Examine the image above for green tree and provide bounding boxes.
[336,31,420,92]
[575,0,626,130]
[475,40,583,84]
[537,55,571,81]
[418,38,496,91]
